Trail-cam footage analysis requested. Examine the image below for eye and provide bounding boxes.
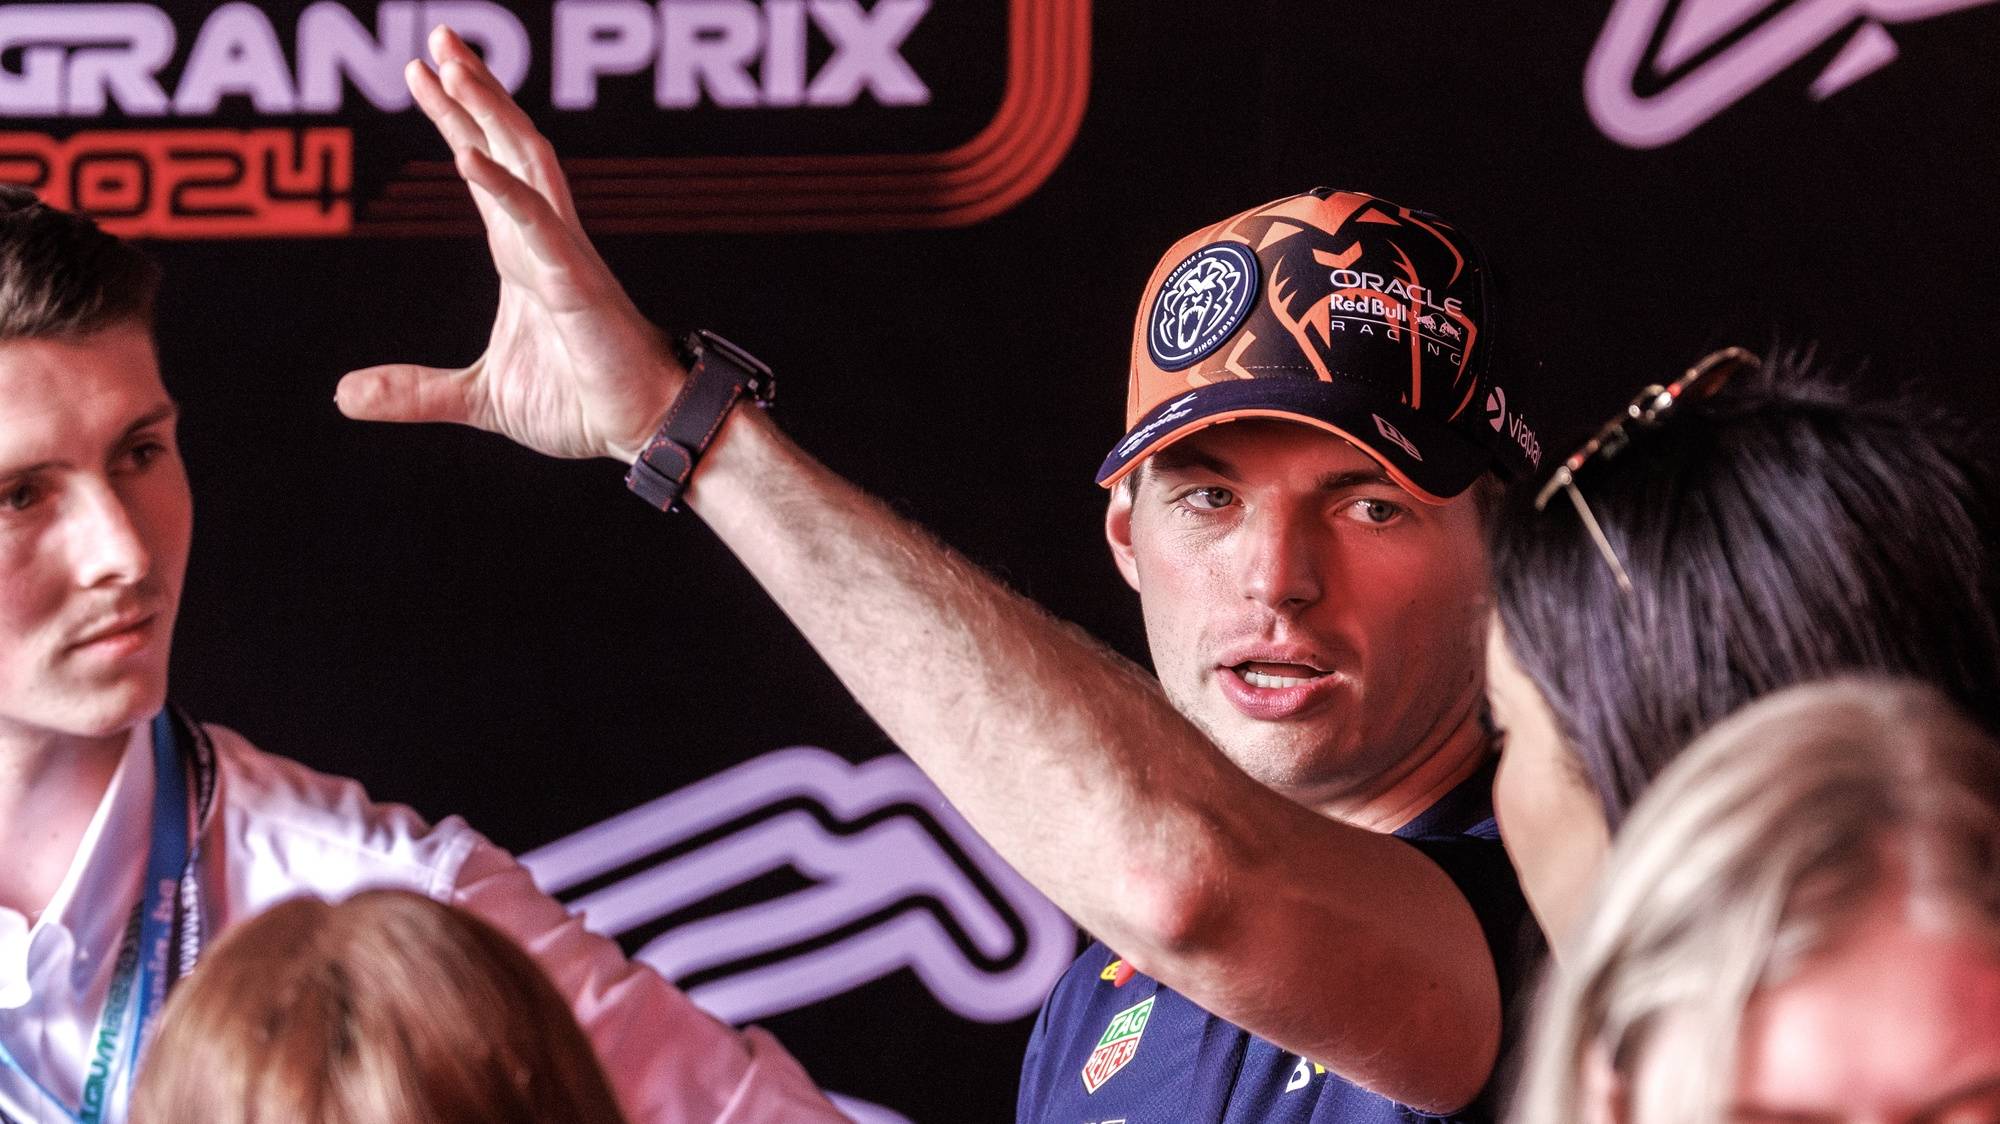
[122,440,169,471]
[1,480,41,513]
[1178,485,1236,511]
[1344,497,1405,526]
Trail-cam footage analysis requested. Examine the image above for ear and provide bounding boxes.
[1104,481,1142,592]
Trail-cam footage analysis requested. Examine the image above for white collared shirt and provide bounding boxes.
[0,722,842,1124]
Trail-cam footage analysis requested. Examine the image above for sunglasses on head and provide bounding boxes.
[1533,347,1763,593]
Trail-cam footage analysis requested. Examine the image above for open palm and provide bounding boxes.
[335,25,682,462]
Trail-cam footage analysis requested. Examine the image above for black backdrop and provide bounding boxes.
[14,1,1999,1119]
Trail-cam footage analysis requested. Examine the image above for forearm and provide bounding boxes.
[681,409,1500,1109]
[350,30,1491,1108]
[686,407,1244,952]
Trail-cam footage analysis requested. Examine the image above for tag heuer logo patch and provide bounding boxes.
[1081,996,1155,1094]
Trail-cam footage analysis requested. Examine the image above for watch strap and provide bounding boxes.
[626,331,772,511]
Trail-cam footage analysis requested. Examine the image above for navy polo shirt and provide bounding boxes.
[1016,763,1539,1123]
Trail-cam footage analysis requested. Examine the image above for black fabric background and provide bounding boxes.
[79,2,2000,1118]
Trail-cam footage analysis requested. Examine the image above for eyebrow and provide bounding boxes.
[0,401,180,482]
[1145,446,1397,494]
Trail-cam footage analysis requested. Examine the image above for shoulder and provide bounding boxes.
[1401,830,1545,1019]
[201,723,486,908]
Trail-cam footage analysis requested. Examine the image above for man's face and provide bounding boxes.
[1106,419,1489,810]
[0,325,190,744]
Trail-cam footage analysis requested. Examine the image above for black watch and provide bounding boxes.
[624,330,775,512]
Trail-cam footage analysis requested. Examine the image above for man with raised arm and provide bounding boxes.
[340,27,1543,1120]
[0,181,839,1124]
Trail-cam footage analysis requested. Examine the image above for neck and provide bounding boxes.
[0,722,131,919]
[1315,692,1491,833]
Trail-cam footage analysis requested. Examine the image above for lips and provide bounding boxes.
[1213,645,1349,721]
[68,611,158,655]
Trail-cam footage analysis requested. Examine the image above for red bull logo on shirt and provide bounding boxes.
[1081,995,1155,1094]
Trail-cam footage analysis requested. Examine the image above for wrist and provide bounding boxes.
[622,330,774,511]
[610,357,687,466]
[680,397,773,512]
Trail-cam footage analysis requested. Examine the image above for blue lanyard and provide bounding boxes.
[0,711,196,1124]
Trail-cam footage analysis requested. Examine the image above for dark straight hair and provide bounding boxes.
[0,184,160,340]
[1490,356,2000,826]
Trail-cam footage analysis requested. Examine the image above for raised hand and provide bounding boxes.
[335,25,682,462]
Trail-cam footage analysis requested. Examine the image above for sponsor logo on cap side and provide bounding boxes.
[1485,386,1542,469]
[1081,995,1155,1094]
[1148,242,1259,371]
[1117,392,1202,458]
[1373,414,1424,462]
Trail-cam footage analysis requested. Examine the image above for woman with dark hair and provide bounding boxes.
[1483,348,2000,943]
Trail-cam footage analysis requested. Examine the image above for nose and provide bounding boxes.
[1234,502,1323,611]
[67,480,152,589]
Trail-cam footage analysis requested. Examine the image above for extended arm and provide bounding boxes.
[453,842,844,1123]
[337,27,1500,1111]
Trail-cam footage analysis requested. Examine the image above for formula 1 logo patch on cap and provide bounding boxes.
[1148,242,1259,371]
[1081,995,1156,1094]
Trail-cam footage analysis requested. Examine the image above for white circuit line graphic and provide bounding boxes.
[520,747,1077,1119]
[1586,0,1997,147]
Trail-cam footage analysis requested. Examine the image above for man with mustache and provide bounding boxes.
[339,27,1544,1121]
[0,193,844,1123]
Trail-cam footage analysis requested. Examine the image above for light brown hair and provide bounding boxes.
[0,185,160,340]
[132,890,629,1124]
[1509,678,2000,1124]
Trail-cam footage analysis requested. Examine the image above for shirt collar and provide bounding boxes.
[0,722,151,1009]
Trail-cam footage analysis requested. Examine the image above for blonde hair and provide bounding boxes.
[1510,678,2000,1124]
[132,890,629,1124]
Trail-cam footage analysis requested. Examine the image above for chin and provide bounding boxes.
[49,679,168,741]
[1213,724,1361,794]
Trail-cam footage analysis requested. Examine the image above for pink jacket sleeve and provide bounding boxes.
[452,839,848,1124]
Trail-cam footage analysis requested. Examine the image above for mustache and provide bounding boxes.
[65,590,169,647]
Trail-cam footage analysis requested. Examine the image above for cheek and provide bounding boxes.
[1355,526,1488,643]
[1137,574,1211,678]
[0,534,63,633]
[1494,729,1613,945]
[0,544,63,697]
[1131,528,1228,656]
[136,467,195,583]
[1491,745,1537,850]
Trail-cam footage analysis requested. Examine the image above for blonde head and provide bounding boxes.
[1511,678,2000,1124]
[132,890,629,1124]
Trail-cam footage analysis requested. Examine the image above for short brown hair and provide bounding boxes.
[0,185,160,340]
[132,891,630,1124]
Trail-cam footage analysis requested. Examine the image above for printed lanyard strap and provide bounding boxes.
[0,708,212,1124]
